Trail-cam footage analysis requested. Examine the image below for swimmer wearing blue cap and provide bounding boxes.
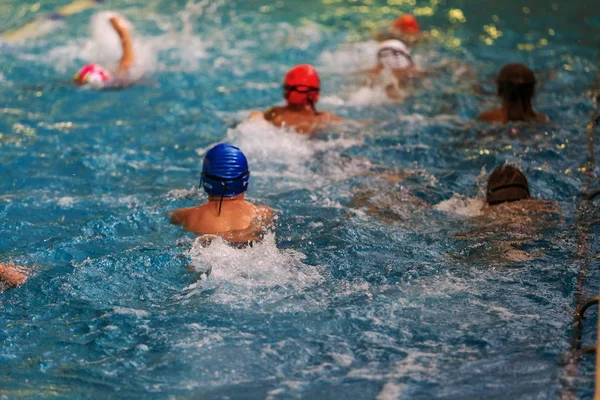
[170,143,274,244]
[0,263,28,287]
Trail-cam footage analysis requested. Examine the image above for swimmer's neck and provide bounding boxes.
[501,99,535,120]
[207,194,245,202]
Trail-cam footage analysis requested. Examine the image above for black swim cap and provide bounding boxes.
[487,165,530,206]
[497,63,536,101]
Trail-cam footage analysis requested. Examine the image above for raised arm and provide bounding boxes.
[109,16,134,76]
[0,263,28,287]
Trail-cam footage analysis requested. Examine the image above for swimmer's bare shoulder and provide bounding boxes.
[215,205,275,243]
[481,199,561,223]
[478,109,504,124]
[264,107,285,123]
[170,205,205,231]
[317,111,343,123]
[170,206,192,225]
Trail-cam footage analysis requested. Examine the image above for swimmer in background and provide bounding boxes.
[478,63,549,124]
[375,14,424,47]
[363,39,424,100]
[170,143,274,246]
[0,263,28,288]
[73,15,135,88]
[249,64,343,135]
[452,165,560,265]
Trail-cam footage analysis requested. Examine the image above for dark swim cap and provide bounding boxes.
[497,63,536,101]
[202,143,250,197]
[487,165,530,206]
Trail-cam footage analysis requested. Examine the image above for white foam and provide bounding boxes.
[57,196,75,207]
[167,187,198,200]
[186,234,323,305]
[319,40,380,74]
[195,118,365,193]
[435,167,488,217]
[347,86,390,107]
[112,307,150,318]
[434,195,485,217]
[45,6,209,76]
[376,382,407,400]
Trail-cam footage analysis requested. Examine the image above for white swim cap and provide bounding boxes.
[377,39,413,70]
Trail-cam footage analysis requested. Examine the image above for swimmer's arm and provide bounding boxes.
[477,109,503,123]
[169,208,190,226]
[536,112,550,123]
[263,107,278,122]
[0,264,27,287]
[109,16,134,76]
[320,112,344,123]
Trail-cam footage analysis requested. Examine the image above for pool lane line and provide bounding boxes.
[596,295,600,400]
[592,112,600,400]
[1,0,104,42]
[562,103,600,399]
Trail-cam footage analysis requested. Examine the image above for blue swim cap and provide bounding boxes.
[201,143,250,197]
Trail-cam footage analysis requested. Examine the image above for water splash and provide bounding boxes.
[434,194,485,217]
[186,234,324,306]
[197,118,366,193]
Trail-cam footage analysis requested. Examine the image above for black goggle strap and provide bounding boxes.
[201,170,250,216]
[487,183,530,202]
[284,85,320,116]
[285,85,320,94]
[377,47,414,66]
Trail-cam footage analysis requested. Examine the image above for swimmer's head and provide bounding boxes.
[497,63,537,105]
[73,64,111,88]
[392,14,420,34]
[377,40,413,70]
[202,143,250,199]
[283,64,320,110]
[487,165,530,206]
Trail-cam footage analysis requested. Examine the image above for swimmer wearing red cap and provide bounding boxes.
[170,143,274,245]
[0,263,28,288]
[376,14,423,46]
[250,64,343,135]
[73,15,135,88]
[478,63,548,124]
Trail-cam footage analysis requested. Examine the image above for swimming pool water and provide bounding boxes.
[1,0,600,398]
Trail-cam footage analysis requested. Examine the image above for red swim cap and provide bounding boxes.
[393,14,420,34]
[283,64,320,107]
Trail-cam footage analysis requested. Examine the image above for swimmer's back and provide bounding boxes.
[263,106,342,134]
[171,200,273,242]
[478,109,549,124]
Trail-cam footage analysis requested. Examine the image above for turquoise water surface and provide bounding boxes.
[1,0,600,398]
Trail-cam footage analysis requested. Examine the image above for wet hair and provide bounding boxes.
[496,63,537,121]
[487,165,530,206]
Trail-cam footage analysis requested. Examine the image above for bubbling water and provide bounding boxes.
[186,234,324,307]
[196,118,366,194]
